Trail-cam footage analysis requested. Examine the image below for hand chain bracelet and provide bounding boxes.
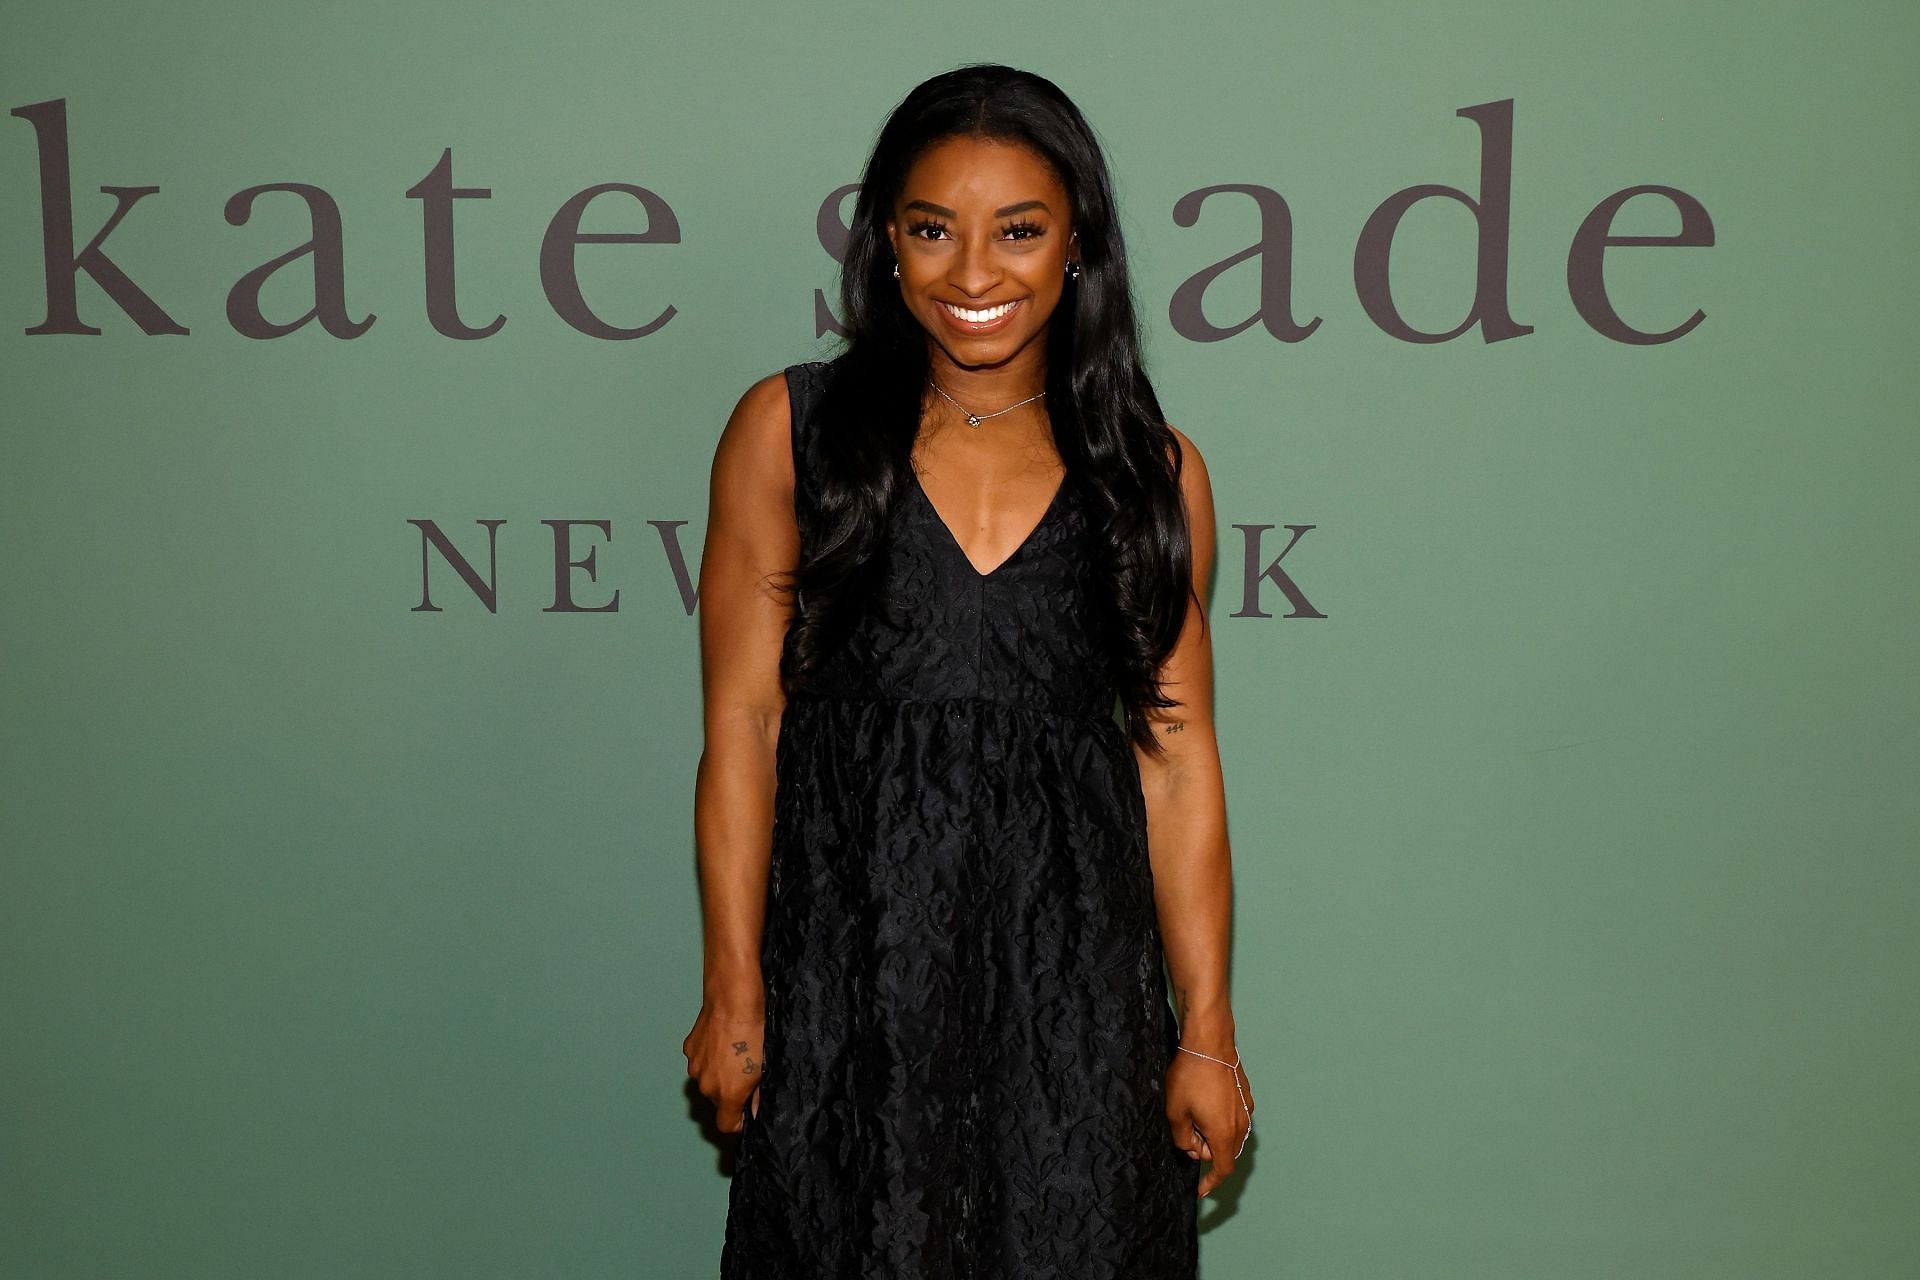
[1176,1043,1253,1158]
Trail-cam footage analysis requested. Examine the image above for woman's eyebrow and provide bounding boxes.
[904,199,1053,218]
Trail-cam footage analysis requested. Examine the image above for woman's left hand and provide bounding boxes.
[1166,1043,1254,1198]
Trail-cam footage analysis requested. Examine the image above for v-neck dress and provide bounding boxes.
[719,357,1199,1279]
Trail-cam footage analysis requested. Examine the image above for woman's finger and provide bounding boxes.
[1197,1131,1226,1196]
[1191,1124,1213,1160]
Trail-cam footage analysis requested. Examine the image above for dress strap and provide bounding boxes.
[782,361,831,490]
[784,361,836,526]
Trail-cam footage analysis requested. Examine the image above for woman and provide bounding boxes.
[684,63,1250,1277]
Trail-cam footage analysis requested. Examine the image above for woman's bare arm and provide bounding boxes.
[683,369,798,1131]
[1135,426,1236,1054]
[1138,427,1251,1193]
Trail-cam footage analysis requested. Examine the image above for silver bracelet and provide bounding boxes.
[1176,1043,1253,1158]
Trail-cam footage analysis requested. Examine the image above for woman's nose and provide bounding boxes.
[946,237,1002,295]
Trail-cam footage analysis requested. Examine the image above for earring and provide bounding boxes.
[892,261,900,279]
[1065,260,1081,281]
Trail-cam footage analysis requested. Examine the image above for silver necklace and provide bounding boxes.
[928,377,1047,429]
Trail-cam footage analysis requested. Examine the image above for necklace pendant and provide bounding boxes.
[965,413,982,428]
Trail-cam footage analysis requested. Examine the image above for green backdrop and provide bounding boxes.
[3,2,1915,1277]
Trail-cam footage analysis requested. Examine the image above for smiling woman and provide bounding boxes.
[893,162,1074,353]
[685,63,1251,1279]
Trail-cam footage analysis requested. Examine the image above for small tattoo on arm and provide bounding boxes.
[732,1041,749,1054]
[742,1057,760,1076]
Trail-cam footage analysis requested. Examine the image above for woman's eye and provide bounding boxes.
[905,220,1045,242]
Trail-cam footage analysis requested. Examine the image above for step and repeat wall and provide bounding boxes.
[3,3,1914,1278]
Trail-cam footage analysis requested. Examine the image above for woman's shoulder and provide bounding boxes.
[1165,422,1208,476]
[731,356,843,430]
[725,355,835,434]
[716,354,845,493]
[721,370,792,452]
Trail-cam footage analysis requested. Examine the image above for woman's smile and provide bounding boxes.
[936,297,1025,334]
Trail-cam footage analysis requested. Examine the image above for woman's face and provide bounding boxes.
[885,134,1077,373]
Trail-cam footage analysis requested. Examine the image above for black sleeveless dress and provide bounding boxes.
[720,358,1199,1279]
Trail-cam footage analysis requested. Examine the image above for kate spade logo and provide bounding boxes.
[11,97,1707,346]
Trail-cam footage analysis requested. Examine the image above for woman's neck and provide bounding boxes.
[925,344,1048,407]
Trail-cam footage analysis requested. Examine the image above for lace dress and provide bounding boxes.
[719,357,1198,1279]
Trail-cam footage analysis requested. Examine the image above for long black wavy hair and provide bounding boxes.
[778,63,1195,758]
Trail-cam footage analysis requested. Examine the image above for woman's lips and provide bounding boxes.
[936,297,1024,335]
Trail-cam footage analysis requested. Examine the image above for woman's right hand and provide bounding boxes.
[683,985,768,1134]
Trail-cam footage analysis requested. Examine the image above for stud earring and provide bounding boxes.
[1065,260,1081,281]
[892,261,900,279]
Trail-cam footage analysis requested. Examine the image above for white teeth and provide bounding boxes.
[942,300,1019,323]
